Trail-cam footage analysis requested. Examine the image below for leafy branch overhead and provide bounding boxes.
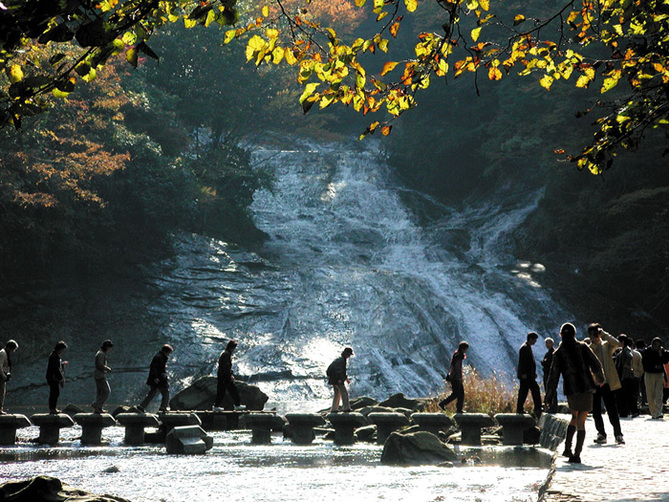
[2,0,669,174]
[237,0,669,174]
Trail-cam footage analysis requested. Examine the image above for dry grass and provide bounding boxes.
[426,366,518,415]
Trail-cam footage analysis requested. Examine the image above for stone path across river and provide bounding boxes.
[543,414,669,502]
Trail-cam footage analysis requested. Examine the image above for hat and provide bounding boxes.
[343,347,354,356]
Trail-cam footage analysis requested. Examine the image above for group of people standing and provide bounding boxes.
[436,323,669,465]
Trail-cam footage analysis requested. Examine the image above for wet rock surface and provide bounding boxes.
[0,476,130,502]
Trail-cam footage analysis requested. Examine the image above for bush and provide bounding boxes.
[427,366,518,415]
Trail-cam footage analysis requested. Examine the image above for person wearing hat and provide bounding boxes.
[0,340,19,414]
[327,347,354,412]
[46,341,68,414]
[92,340,114,413]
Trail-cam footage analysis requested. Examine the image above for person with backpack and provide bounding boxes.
[327,347,353,412]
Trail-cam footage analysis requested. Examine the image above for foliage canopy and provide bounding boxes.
[2,0,669,173]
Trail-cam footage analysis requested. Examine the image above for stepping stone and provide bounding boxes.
[116,413,161,445]
[159,412,202,435]
[0,414,32,445]
[30,414,75,444]
[494,413,537,445]
[72,413,117,445]
[245,413,285,444]
[327,412,367,445]
[410,413,454,436]
[368,412,410,444]
[285,413,326,445]
[165,425,213,454]
[453,413,496,446]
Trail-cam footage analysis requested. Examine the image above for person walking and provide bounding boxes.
[327,347,353,412]
[541,337,558,413]
[516,332,542,418]
[0,340,18,415]
[546,323,604,464]
[137,344,173,413]
[613,334,635,417]
[213,340,243,411]
[586,323,625,444]
[91,340,113,413]
[46,341,68,414]
[439,341,469,413]
[629,338,644,417]
[641,337,669,419]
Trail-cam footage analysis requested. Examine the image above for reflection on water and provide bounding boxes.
[0,426,549,502]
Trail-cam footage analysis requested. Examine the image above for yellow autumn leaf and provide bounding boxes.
[479,0,490,11]
[223,30,236,44]
[9,64,23,83]
[404,0,417,13]
[381,61,399,76]
[284,47,298,65]
[539,74,554,90]
[471,27,482,42]
[576,74,591,88]
[261,5,269,17]
[488,66,503,80]
[299,82,320,104]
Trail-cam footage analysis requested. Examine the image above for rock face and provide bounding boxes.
[169,376,268,411]
[0,476,130,502]
[381,430,457,465]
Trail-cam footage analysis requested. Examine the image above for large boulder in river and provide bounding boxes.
[0,476,129,502]
[378,393,428,411]
[169,376,268,411]
[381,430,457,465]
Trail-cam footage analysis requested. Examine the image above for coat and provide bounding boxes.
[517,341,537,380]
[546,339,604,402]
[146,351,169,387]
[586,331,622,391]
[326,356,347,385]
[46,351,64,385]
[447,350,466,382]
[218,350,233,379]
[94,350,110,380]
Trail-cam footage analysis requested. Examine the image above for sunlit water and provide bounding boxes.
[0,426,549,502]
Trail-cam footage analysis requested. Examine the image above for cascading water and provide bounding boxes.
[148,139,573,407]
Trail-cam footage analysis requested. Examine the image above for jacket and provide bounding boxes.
[614,346,634,381]
[146,351,169,387]
[218,350,233,379]
[586,331,621,391]
[641,347,669,373]
[448,350,466,382]
[541,347,554,384]
[46,351,65,385]
[546,339,604,402]
[0,349,10,382]
[631,349,644,379]
[517,341,537,380]
[94,350,111,380]
[326,356,347,385]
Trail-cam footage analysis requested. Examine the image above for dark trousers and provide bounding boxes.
[215,377,241,408]
[140,385,169,411]
[543,376,558,412]
[617,378,638,417]
[48,382,60,411]
[592,383,622,437]
[439,379,464,413]
[517,378,542,415]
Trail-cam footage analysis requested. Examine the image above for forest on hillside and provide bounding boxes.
[1,0,668,336]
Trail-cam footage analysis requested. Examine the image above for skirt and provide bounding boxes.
[567,392,594,412]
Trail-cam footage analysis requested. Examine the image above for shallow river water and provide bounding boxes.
[0,425,549,502]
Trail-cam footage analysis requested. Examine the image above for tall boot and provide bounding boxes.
[569,430,585,463]
[562,425,576,457]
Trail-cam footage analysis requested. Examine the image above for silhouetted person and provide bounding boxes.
[586,323,624,445]
[613,334,634,417]
[92,340,113,413]
[516,332,542,417]
[327,347,353,412]
[213,340,243,411]
[138,344,173,413]
[629,337,644,417]
[541,337,558,413]
[439,341,469,413]
[46,341,68,414]
[635,339,648,407]
[0,340,18,415]
[641,337,669,419]
[546,323,604,464]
